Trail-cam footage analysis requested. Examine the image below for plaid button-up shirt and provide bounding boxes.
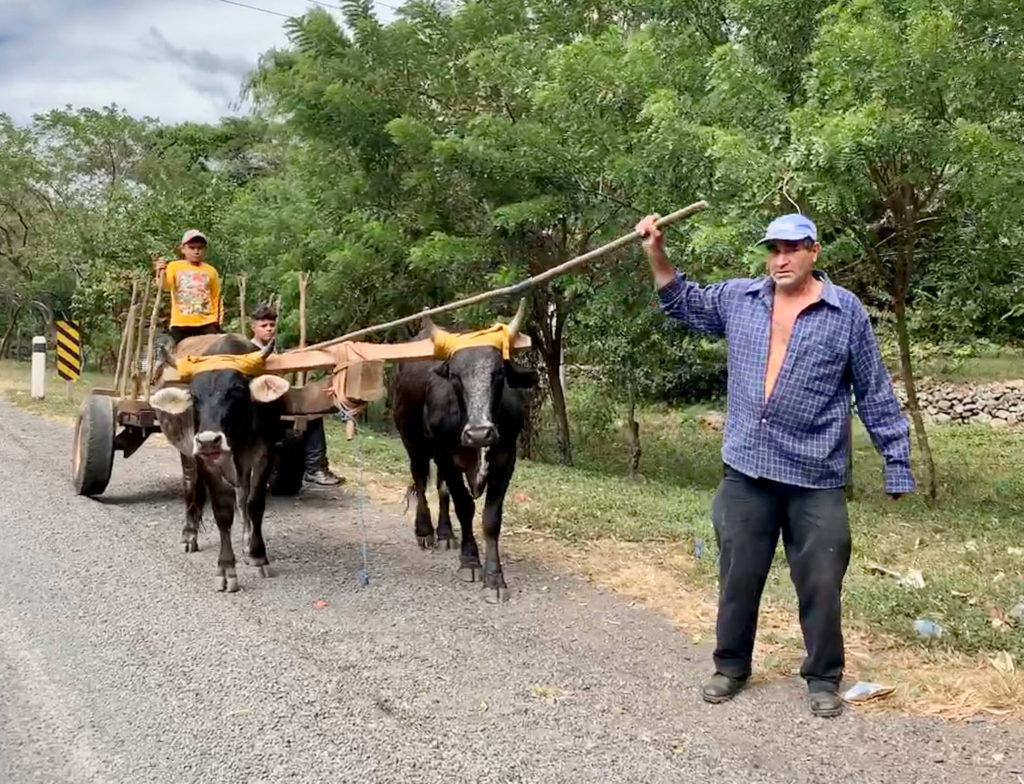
[658,269,915,494]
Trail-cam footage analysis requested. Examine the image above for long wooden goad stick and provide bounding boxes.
[293,200,709,353]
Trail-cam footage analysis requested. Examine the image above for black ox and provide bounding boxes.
[394,301,538,603]
[150,334,291,592]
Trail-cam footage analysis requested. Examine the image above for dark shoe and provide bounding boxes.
[808,690,843,718]
[701,673,746,704]
[304,469,344,486]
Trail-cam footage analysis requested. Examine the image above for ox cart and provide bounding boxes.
[68,268,427,498]
[71,327,534,498]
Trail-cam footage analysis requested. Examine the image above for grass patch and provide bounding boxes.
[912,345,1024,383]
[325,385,1024,672]
[0,359,115,420]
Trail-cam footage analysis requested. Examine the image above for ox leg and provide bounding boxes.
[442,470,480,581]
[408,454,435,548]
[205,474,239,593]
[435,473,455,550]
[179,453,204,553]
[481,471,511,603]
[237,482,250,557]
[245,454,273,578]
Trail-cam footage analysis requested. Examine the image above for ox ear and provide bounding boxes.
[150,386,194,415]
[504,360,539,389]
[249,374,291,403]
[151,341,175,382]
[156,341,175,368]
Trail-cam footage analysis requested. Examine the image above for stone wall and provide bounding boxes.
[892,378,1024,427]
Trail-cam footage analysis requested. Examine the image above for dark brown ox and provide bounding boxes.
[393,301,538,603]
[149,334,290,592]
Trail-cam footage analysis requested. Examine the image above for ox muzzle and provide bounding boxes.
[193,430,230,458]
[461,422,498,448]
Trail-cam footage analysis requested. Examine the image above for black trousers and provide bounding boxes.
[711,464,851,691]
[302,417,328,472]
[170,323,221,343]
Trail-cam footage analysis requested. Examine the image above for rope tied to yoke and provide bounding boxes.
[329,342,380,420]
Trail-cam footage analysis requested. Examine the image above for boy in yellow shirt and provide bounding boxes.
[154,229,223,344]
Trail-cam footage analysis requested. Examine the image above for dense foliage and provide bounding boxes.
[2,0,1022,480]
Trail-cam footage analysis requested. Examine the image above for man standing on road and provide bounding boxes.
[154,229,222,344]
[635,212,915,718]
[249,303,344,487]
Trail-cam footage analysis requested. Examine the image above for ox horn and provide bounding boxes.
[507,297,527,340]
[420,308,439,339]
[258,338,276,360]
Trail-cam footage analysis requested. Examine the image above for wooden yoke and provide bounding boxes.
[262,333,533,417]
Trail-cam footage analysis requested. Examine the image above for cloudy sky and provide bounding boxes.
[0,0,396,126]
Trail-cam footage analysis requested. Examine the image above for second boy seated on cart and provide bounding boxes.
[249,303,343,488]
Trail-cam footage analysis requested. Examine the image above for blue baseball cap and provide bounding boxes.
[757,213,817,245]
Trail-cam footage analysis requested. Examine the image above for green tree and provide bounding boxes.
[790,0,1024,502]
[246,4,717,464]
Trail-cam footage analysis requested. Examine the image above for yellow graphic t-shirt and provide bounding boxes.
[164,260,221,327]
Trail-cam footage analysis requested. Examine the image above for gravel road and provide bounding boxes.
[1,401,1022,783]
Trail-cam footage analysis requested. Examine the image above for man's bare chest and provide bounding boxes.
[769,302,806,351]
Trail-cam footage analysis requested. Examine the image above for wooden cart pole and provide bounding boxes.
[238,275,248,338]
[143,269,166,399]
[131,274,152,399]
[297,271,309,386]
[118,282,141,398]
[294,200,709,352]
[114,279,140,394]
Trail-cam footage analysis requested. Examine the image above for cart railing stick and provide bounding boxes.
[237,275,248,338]
[119,284,141,398]
[297,271,309,386]
[143,272,165,399]
[113,279,139,392]
[131,275,152,399]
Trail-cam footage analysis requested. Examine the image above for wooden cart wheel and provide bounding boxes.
[72,394,115,497]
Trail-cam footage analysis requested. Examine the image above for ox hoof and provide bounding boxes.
[417,534,436,549]
[183,540,199,554]
[217,570,240,593]
[258,564,274,578]
[485,586,510,604]
[435,536,455,551]
[459,566,480,583]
